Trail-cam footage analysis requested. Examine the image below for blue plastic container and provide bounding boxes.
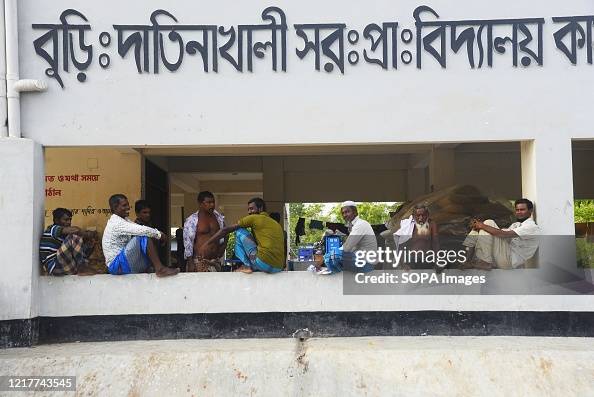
[298,247,314,261]
[325,235,342,255]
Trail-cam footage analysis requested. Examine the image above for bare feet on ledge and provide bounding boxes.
[156,267,180,277]
[234,266,253,274]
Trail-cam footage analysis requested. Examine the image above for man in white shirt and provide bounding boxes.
[322,201,378,273]
[102,194,179,277]
[462,198,541,270]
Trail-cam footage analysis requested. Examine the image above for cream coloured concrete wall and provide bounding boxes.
[2,337,594,397]
[37,272,594,317]
[44,148,142,233]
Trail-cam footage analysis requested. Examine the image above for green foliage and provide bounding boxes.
[288,203,327,254]
[575,200,594,268]
[225,232,236,259]
[576,238,594,268]
[575,200,594,223]
[329,202,401,225]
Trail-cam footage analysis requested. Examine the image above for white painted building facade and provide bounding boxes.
[1,0,594,345]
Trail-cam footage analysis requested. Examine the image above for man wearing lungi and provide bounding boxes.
[182,191,226,272]
[102,194,179,277]
[201,197,285,274]
[188,191,227,272]
[462,198,541,270]
[40,208,95,275]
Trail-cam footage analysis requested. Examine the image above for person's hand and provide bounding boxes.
[67,226,82,234]
[159,232,169,246]
[473,220,484,231]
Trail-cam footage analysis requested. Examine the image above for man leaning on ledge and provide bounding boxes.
[202,197,285,274]
[102,194,179,277]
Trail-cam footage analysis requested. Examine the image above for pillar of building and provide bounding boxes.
[262,157,285,215]
[407,153,429,200]
[521,137,576,273]
[521,138,575,234]
[0,138,44,347]
[429,147,456,192]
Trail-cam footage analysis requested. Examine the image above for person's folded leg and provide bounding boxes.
[341,251,374,273]
[234,228,259,267]
[107,236,150,275]
[250,258,282,273]
[55,234,86,275]
[323,250,343,273]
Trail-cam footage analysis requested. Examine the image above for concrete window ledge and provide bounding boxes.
[38,271,594,317]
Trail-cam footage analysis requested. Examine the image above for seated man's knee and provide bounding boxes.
[235,227,249,237]
[484,219,498,228]
[66,234,83,244]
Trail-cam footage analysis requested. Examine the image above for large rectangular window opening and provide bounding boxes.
[42,142,529,276]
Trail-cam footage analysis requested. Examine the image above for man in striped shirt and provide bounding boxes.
[39,208,89,275]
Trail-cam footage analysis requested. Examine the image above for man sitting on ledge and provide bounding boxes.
[201,197,285,274]
[323,200,378,273]
[134,199,153,227]
[40,208,94,276]
[184,191,227,272]
[462,198,540,270]
[102,194,179,277]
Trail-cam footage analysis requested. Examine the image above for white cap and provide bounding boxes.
[341,200,357,208]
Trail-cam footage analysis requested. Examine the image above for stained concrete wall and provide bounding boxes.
[1,337,593,396]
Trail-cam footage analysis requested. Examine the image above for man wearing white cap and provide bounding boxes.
[323,201,378,273]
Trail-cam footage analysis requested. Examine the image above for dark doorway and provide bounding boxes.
[145,159,169,264]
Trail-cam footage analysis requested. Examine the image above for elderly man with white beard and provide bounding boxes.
[393,204,440,270]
